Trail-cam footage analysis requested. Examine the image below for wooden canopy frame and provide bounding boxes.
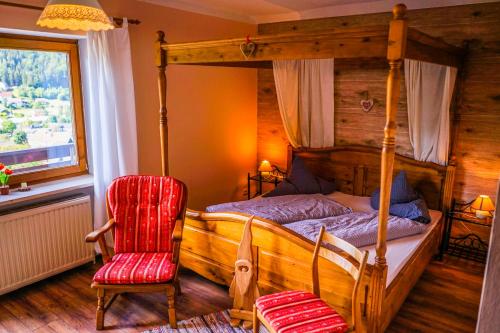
[154,4,463,332]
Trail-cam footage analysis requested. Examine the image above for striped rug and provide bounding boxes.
[143,310,268,333]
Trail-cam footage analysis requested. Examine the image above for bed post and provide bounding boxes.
[155,31,169,176]
[368,4,408,332]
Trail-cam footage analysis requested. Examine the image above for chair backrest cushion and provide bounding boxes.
[108,175,185,254]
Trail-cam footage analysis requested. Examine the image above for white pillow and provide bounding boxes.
[326,191,376,213]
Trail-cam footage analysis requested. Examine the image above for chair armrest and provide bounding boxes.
[85,218,115,243]
[172,218,183,241]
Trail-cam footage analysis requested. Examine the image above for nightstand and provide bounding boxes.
[247,166,286,200]
[440,199,492,263]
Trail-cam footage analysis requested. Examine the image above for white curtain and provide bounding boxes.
[405,59,457,165]
[80,20,138,232]
[273,59,334,148]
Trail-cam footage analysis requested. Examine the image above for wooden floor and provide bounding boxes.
[0,256,484,333]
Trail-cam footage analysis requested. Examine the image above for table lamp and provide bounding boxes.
[471,194,495,219]
[258,160,273,175]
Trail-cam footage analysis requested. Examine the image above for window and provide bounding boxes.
[0,34,87,185]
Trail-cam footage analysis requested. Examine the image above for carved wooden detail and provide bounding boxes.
[155,31,169,176]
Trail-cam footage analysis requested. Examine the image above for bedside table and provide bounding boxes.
[440,199,492,262]
[247,166,286,200]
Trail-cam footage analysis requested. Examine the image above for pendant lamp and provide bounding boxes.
[37,0,114,31]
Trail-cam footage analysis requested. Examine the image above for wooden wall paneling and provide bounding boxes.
[452,46,500,203]
[258,13,391,35]
[334,72,412,156]
[257,68,289,167]
[257,2,500,42]
[257,2,500,206]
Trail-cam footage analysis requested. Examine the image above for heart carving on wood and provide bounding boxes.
[240,42,256,59]
[360,99,374,112]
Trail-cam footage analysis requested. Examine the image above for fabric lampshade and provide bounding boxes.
[471,195,495,218]
[471,195,495,212]
[258,160,273,173]
[37,0,114,31]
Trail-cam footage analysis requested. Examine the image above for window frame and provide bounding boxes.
[0,33,88,186]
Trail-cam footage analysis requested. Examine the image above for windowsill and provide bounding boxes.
[0,175,94,209]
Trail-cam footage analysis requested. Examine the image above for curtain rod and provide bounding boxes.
[0,1,141,26]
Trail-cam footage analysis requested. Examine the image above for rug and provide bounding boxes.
[143,310,268,333]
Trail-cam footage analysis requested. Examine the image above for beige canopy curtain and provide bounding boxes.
[405,59,457,165]
[273,59,335,148]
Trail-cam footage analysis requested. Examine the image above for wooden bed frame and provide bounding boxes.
[153,4,463,332]
[180,146,455,332]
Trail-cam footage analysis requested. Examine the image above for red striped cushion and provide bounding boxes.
[256,290,349,333]
[93,252,176,284]
[108,176,185,254]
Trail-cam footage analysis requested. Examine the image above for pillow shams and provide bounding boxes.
[370,171,430,223]
[389,199,431,224]
[264,156,335,197]
[370,171,419,208]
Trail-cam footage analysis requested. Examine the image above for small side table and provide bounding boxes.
[440,199,492,263]
[247,167,286,199]
[247,174,279,199]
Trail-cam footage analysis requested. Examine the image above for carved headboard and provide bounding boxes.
[287,145,456,212]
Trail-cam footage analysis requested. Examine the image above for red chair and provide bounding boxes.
[85,175,187,330]
[253,226,368,333]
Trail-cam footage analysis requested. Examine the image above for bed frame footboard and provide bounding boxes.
[180,209,443,332]
[181,210,373,330]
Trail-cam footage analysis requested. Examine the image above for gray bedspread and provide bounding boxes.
[285,212,428,248]
[206,194,352,225]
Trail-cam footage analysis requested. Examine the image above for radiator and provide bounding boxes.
[0,196,94,295]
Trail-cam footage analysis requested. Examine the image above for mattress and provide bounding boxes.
[361,209,441,286]
[316,192,442,286]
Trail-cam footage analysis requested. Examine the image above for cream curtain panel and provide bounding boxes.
[273,59,334,148]
[80,19,138,237]
[405,59,457,165]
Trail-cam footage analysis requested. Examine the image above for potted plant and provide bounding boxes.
[0,163,13,195]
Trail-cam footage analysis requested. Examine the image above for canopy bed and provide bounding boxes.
[153,4,463,332]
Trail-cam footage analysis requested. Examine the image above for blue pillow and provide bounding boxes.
[389,198,431,224]
[263,156,335,197]
[370,171,418,209]
[317,177,336,195]
[287,156,322,194]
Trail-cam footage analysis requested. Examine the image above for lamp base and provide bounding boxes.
[475,210,489,219]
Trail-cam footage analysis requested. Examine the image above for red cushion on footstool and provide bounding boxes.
[256,290,349,333]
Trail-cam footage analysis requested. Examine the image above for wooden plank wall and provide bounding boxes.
[257,2,500,203]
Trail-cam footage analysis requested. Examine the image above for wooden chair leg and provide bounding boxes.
[167,285,177,328]
[96,288,105,330]
[253,305,260,333]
